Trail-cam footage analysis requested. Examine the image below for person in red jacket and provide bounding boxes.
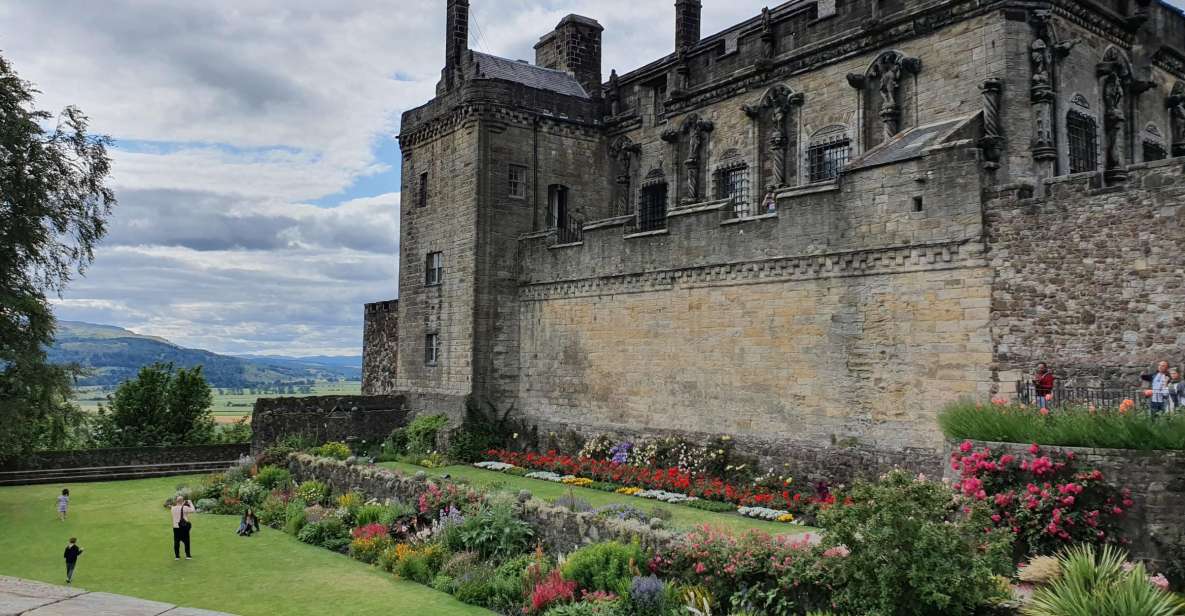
[1033,362,1055,409]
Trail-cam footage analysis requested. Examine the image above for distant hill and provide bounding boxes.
[48,321,362,388]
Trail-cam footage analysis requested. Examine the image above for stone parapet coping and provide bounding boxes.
[0,575,237,616]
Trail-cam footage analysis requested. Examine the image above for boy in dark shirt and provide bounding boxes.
[64,537,83,583]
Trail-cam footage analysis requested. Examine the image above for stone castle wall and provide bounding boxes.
[362,300,398,395]
[251,395,414,452]
[1,444,249,471]
[986,159,1185,387]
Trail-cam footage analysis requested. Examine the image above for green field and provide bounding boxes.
[73,381,362,421]
[0,476,488,616]
[381,462,817,536]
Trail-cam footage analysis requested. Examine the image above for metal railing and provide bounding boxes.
[1014,380,1147,408]
[552,215,584,245]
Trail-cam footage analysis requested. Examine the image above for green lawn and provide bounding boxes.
[0,476,488,616]
[381,462,817,536]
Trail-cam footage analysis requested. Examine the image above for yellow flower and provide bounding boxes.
[777,514,795,523]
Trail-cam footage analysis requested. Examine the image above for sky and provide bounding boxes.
[3,0,1183,357]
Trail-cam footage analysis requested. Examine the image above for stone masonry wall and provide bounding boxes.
[985,159,1185,387]
[286,453,681,555]
[1,444,249,471]
[943,440,1185,565]
[251,395,414,453]
[362,300,399,395]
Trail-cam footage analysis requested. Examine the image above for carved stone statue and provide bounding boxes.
[1098,49,1132,182]
[1169,82,1185,156]
[610,136,639,214]
[1030,39,1051,94]
[760,7,775,59]
[681,115,713,202]
[876,55,903,110]
[864,52,919,139]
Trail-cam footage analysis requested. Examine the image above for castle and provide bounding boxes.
[362,0,1185,458]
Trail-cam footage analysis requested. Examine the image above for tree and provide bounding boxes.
[96,363,216,447]
[0,52,115,461]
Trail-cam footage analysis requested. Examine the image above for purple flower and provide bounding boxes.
[610,441,633,465]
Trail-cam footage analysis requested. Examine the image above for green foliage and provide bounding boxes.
[295,480,329,505]
[353,503,386,526]
[396,550,435,584]
[312,441,351,460]
[213,416,252,444]
[542,602,626,616]
[939,400,1185,450]
[1024,544,1185,616]
[450,564,524,611]
[448,502,534,562]
[94,363,216,447]
[296,517,350,551]
[685,499,738,513]
[0,51,115,463]
[447,396,539,462]
[282,498,308,535]
[235,480,265,506]
[407,414,450,455]
[561,541,646,595]
[820,469,1013,616]
[254,466,292,491]
[257,494,288,528]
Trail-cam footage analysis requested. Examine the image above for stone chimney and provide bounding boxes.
[443,0,469,90]
[534,15,604,97]
[675,0,702,50]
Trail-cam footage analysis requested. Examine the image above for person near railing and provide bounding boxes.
[1140,360,1172,416]
[1032,362,1055,409]
[1169,368,1183,413]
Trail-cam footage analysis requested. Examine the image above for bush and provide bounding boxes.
[254,465,292,490]
[196,473,227,500]
[257,493,289,528]
[297,517,350,551]
[282,498,308,535]
[295,480,329,506]
[236,481,265,506]
[628,575,666,616]
[195,498,217,512]
[353,503,386,526]
[528,570,577,614]
[348,524,391,564]
[448,502,533,561]
[820,470,1013,616]
[685,499,738,513]
[312,441,351,460]
[939,400,1185,451]
[395,548,434,584]
[562,541,645,595]
[406,414,449,455]
[543,603,626,616]
[1024,544,1185,616]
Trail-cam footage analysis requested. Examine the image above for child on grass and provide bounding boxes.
[57,488,69,521]
[64,537,83,584]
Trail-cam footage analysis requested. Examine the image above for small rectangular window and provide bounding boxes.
[1067,112,1098,174]
[508,165,527,199]
[418,172,429,207]
[653,82,667,120]
[425,251,443,286]
[1143,141,1167,163]
[715,164,751,217]
[424,333,439,366]
[807,134,852,183]
[912,196,924,212]
[638,183,668,232]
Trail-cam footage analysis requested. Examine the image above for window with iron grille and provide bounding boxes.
[425,251,443,286]
[638,183,667,232]
[1067,111,1098,174]
[424,333,440,366]
[715,163,751,217]
[1143,140,1167,163]
[807,127,851,183]
[508,165,527,199]
[417,172,429,207]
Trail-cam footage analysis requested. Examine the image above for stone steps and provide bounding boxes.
[0,461,234,486]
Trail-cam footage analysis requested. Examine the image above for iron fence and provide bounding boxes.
[553,214,584,245]
[1014,380,1147,409]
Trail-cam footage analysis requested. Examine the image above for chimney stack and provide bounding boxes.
[444,0,469,90]
[675,0,702,50]
[534,15,604,97]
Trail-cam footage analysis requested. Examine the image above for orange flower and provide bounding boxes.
[1119,399,1135,414]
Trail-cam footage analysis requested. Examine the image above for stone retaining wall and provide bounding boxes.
[942,440,1185,565]
[285,453,681,555]
[251,395,414,453]
[1,444,249,471]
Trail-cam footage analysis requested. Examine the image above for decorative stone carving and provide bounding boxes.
[847,51,921,141]
[1097,47,1132,183]
[610,136,641,215]
[756,7,776,70]
[673,47,691,96]
[1028,11,1078,166]
[742,85,803,189]
[680,114,714,203]
[606,69,620,116]
[1168,82,1185,157]
[979,78,1004,170]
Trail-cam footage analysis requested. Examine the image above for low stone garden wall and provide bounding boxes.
[252,395,415,453]
[2,443,250,471]
[942,439,1185,565]
[285,453,682,555]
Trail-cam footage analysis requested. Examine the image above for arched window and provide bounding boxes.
[1066,111,1098,174]
[806,125,851,183]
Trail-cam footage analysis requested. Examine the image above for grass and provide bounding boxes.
[0,476,489,616]
[938,401,1185,450]
[380,462,817,536]
[73,381,362,423]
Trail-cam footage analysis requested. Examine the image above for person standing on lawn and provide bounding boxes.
[170,496,195,560]
[1141,361,1172,416]
[63,537,83,583]
[57,488,69,521]
[1032,362,1055,409]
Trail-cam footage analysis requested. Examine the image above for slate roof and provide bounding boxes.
[848,115,973,170]
[469,51,589,99]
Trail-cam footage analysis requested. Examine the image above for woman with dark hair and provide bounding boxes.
[237,509,259,537]
[170,496,195,560]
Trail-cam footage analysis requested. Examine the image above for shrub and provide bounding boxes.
[297,517,350,551]
[628,575,666,616]
[336,490,364,512]
[294,480,329,506]
[820,470,1013,616]
[379,500,416,526]
[448,502,533,561]
[441,551,481,577]
[939,400,1185,451]
[236,480,265,506]
[353,502,386,526]
[196,473,227,500]
[562,541,645,595]
[348,524,391,564]
[377,544,407,573]
[685,499,738,513]
[257,493,290,527]
[254,465,292,490]
[282,498,308,535]
[195,498,217,512]
[312,441,351,460]
[1023,544,1185,616]
[543,603,626,616]
[552,494,593,513]
[406,414,449,455]
[384,427,409,455]
[430,574,455,593]
[529,570,577,614]
[395,548,434,584]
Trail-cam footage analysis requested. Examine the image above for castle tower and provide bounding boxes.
[534,15,604,97]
